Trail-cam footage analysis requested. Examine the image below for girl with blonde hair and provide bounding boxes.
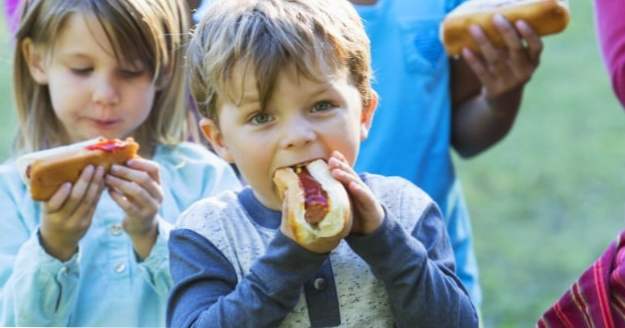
[0,0,240,326]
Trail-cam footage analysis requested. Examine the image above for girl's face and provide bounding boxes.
[24,13,157,143]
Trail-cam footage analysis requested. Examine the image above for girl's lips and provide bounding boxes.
[90,119,122,129]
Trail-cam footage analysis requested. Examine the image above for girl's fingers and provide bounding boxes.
[126,159,161,183]
[46,182,73,213]
[105,175,159,211]
[109,165,163,201]
[64,165,96,215]
[109,189,141,217]
[71,167,106,223]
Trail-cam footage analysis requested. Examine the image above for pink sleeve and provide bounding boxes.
[595,0,625,109]
[4,0,21,35]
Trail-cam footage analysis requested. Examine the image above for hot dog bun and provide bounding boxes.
[273,159,351,249]
[17,138,139,201]
[441,0,570,56]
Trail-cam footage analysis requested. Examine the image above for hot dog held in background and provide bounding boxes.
[273,159,352,253]
[441,0,571,56]
[16,138,139,201]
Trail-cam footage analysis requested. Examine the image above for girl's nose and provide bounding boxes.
[92,76,120,106]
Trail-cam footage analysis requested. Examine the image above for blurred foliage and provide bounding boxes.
[1,1,625,327]
[0,12,15,160]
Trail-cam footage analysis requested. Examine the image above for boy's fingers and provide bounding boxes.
[462,48,492,85]
[493,14,523,53]
[517,21,543,63]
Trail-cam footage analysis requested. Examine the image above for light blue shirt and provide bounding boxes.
[0,142,241,326]
[353,0,481,306]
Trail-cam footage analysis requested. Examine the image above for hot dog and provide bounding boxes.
[17,137,139,201]
[273,159,351,248]
[440,0,570,56]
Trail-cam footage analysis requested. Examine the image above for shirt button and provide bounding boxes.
[313,277,327,291]
[114,263,126,273]
[110,224,123,236]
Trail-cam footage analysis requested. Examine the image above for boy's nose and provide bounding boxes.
[280,119,316,149]
[92,77,120,106]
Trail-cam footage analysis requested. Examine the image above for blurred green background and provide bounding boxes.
[1,0,624,327]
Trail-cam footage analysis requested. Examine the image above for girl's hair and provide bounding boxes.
[12,0,191,154]
[187,0,372,121]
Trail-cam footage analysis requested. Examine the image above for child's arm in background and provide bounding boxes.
[346,199,478,328]
[595,0,625,108]
[167,227,326,328]
[0,165,103,326]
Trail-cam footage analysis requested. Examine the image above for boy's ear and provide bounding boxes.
[21,38,49,85]
[199,118,234,163]
[360,91,378,141]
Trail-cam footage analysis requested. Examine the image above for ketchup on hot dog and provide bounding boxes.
[297,167,329,225]
[85,139,126,152]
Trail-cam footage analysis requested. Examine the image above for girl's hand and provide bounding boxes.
[105,159,163,260]
[328,151,384,235]
[462,15,543,101]
[40,165,106,261]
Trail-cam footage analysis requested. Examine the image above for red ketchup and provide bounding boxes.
[297,167,329,225]
[85,139,124,152]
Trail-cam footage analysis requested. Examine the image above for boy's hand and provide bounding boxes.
[462,15,543,102]
[328,151,384,235]
[105,159,163,260]
[40,165,106,261]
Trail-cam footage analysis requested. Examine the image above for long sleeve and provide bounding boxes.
[347,199,478,327]
[0,170,80,326]
[167,228,327,328]
[595,0,625,108]
[1,231,80,326]
[136,217,174,297]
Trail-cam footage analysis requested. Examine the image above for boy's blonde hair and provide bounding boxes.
[13,0,190,154]
[187,0,372,121]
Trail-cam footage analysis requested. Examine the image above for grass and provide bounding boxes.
[457,0,625,326]
[1,1,624,326]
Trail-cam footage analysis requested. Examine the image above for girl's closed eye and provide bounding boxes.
[70,66,93,76]
[248,111,275,126]
[117,67,147,79]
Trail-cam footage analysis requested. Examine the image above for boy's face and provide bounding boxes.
[202,63,376,210]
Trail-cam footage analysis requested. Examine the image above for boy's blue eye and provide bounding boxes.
[312,101,335,113]
[249,112,274,125]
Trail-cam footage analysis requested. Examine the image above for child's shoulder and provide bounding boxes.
[155,142,227,168]
[362,173,433,204]
[362,172,437,225]
[175,189,242,234]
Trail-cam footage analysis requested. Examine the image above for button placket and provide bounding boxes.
[114,262,126,273]
[110,224,123,236]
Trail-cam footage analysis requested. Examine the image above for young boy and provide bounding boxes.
[167,0,478,327]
